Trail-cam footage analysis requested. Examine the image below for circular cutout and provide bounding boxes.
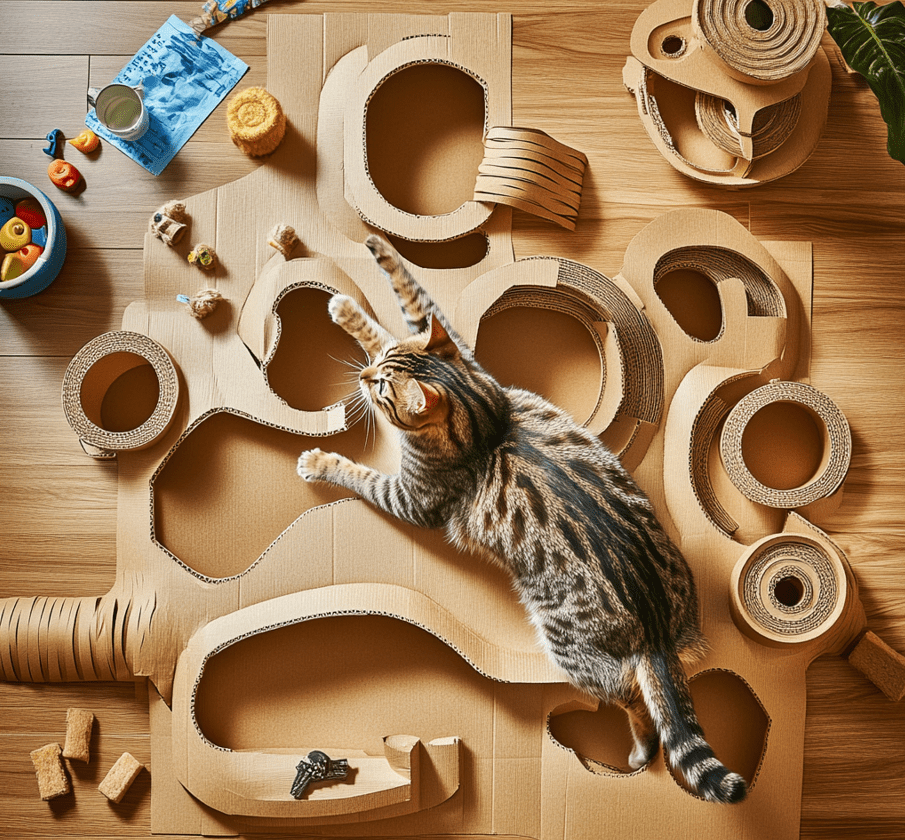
[745,0,774,30]
[720,381,851,509]
[366,63,486,217]
[62,331,179,452]
[655,268,723,341]
[660,35,687,57]
[773,574,806,608]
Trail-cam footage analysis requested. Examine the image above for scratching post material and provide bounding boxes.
[99,752,144,803]
[62,708,94,762]
[848,631,905,702]
[30,743,70,800]
[227,87,286,156]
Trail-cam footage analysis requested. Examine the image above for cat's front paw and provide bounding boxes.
[364,234,399,273]
[327,294,358,326]
[297,448,342,483]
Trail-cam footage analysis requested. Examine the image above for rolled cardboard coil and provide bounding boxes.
[719,381,851,509]
[62,330,179,456]
[692,0,826,83]
[695,92,801,160]
[730,533,849,647]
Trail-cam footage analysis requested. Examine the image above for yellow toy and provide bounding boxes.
[68,128,100,154]
[0,217,30,251]
[226,86,286,156]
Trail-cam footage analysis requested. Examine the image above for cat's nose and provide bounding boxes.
[360,366,377,382]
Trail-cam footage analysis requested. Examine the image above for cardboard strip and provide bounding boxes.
[695,91,801,160]
[474,126,588,230]
[719,381,851,509]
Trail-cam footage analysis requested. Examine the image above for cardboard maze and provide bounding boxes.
[622,0,832,185]
[3,11,905,840]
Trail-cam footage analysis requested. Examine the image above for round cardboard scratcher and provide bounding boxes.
[695,91,801,160]
[692,0,826,83]
[719,381,851,509]
[730,534,848,647]
[63,330,179,454]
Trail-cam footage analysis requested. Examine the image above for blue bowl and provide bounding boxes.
[0,176,67,299]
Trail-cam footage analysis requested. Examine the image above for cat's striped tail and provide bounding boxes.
[637,651,747,805]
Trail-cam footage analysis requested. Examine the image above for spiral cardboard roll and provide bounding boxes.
[695,91,801,160]
[720,381,851,509]
[730,534,849,647]
[62,331,179,456]
[692,0,826,83]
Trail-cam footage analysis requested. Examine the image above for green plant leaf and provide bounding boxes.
[826,0,905,164]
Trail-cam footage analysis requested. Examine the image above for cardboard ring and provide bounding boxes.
[730,533,848,646]
[62,330,179,453]
[719,381,851,509]
[692,0,826,83]
[694,92,801,160]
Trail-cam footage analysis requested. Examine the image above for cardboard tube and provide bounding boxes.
[62,331,179,455]
[692,0,826,83]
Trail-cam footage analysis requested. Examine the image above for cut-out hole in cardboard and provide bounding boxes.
[265,286,367,411]
[669,670,769,797]
[774,574,806,607]
[655,268,723,341]
[660,35,686,57]
[153,412,371,580]
[387,232,488,270]
[548,702,636,773]
[366,63,486,217]
[745,0,775,31]
[193,614,497,752]
[741,401,828,491]
[80,351,160,433]
[474,304,601,425]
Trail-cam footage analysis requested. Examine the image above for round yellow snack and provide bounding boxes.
[226,87,286,157]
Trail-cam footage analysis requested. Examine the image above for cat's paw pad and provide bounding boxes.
[297,448,339,482]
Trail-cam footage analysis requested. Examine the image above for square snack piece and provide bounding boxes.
[99,752,144,803]
[63,708,95,763]
[30,743,70,800]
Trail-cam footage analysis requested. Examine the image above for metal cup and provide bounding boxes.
[87,82,149,141]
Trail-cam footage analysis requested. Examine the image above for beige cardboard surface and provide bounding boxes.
[3,10,905,840]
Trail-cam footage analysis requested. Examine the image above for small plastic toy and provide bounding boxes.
[47,159,81,191]
[176,288,224,319]
[1,253,25,283]
[14,198,46,230]
[0,217,31,251]
[43,129,64,159]
[0,197,15,228]
[30,226,48,248]
[149,200,188,246]
[16,243,44,273]
[68,128,100,154]
[187,243,216,270]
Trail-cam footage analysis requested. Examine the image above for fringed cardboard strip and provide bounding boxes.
[719,381,851,509]
[730,533,850,647]
[62,331,179,454]
[474,126,588,230]
[695,91,802,160]
[692,0,827,84]
[689,392,739,535]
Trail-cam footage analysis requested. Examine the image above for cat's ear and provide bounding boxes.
[405,379,442,416]
[423,313,459,357]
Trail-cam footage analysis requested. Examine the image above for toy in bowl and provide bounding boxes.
[0,176,67,299]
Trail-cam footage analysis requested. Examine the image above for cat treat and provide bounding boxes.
[62,707,95,763]
[30,743,70,801]
[98,751,144,803]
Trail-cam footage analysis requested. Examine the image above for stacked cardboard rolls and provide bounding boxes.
[694,91,802,159]
[692,0,826,83]
[719,380,851,510]
[62,330,179,456]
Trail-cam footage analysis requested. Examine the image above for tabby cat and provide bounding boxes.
[298,235,746,804]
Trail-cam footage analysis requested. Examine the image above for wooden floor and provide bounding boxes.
[1,1,904,838]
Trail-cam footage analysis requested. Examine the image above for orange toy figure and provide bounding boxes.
[17,243,44,272]
[47,160,81,191]
[68,129,100,154]
[15,198,46,230]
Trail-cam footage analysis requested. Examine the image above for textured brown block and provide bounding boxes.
[29,743,70,800]
[62,707,95,762]
[848,631,905,702]
[98,751,144,803]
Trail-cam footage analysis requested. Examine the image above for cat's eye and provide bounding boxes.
[378,379,388,394]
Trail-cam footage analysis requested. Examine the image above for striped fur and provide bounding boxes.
[298,235,746,804]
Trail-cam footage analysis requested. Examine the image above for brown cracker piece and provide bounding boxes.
[29,743,70,800]
[98,751,144,803]
[62,707,95,762]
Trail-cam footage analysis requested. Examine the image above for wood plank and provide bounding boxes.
[0,57,89,140]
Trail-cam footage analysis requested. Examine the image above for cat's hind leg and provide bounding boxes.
[622,693,660,770]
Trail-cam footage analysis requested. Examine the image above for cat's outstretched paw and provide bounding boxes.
[297,448,341,483]
[327,294,359,326]
[364,234,399,273]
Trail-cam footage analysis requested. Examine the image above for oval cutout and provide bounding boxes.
[741,401,827,491]
[656,268,723,341]
[745,0,774,31]
[475,306,601,424]
[153,412,372,579]
[366,63,486,217]
[548,702,637,773]
[80,351,160,432]
[194,614,522,752]
[265,286,367,411]
[387,231,488,270]
[669,670,769,796]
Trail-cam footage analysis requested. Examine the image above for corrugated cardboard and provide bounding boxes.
[2,11,904,840]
